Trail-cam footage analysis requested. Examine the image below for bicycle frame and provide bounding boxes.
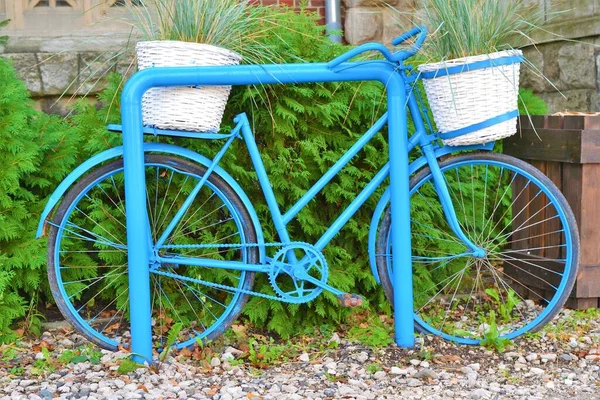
[154,77,491,275]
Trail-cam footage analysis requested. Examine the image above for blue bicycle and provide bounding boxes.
[40,27,579,352]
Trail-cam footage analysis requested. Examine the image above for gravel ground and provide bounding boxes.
[1,308,600,400]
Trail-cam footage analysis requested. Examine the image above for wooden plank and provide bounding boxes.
[580,130,600,163]
[544,162,562,260]
[504,128,582,163]
[529,161,547,258]
[510,172,531,251]
[576,264,600,298]
[565,297,599,310]
[561,163,583,230]
[579,164,600,266]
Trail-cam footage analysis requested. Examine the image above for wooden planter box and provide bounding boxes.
[503,114,600,308]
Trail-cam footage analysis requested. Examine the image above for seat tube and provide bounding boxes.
[421,144,484,255]
[387,76,414,348]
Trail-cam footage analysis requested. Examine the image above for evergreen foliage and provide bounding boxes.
[0,57,80,341]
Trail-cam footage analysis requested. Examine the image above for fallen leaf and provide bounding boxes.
[138,384,149,393]
[206,388,219,396]
[117,345,130,353]
[179,348,193,358]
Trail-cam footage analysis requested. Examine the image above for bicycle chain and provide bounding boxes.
[155,241,322,303]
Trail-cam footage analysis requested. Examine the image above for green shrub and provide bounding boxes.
[0,57,80,341]
[518,88,548,116]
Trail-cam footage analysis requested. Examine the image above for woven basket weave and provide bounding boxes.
[136,41,242,132]
[418,50,522,146]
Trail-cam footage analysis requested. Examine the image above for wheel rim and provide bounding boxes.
[52,160,253,349]
[384,159,574,343]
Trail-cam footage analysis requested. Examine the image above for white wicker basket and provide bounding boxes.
[136,41,242,133]
[417,50,522,146]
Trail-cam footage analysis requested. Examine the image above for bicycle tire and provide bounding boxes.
[47,154,258,351]
[375,152,579,344]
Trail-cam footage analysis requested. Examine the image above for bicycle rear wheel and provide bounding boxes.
[47,155,258,351]
[376,152,579,344]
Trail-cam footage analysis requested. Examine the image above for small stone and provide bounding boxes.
[467,363,480,371]
[35,353,45,360]
[526,354,538,362]
[224,346,244,357]
[354,352,369,364]
[38,390,53,400]
[569,338,578,348]
[407,378,421,387]
[323,389,335,397]
[524,299,535,310]
[373,371,387,380]
[420,361,430,368]
[514,362,527,370]
[338,385,355,396]
[559,354,573,362]
[299,352,310,363]
[210,357,221,367]
[541,354,557,362]
[325,362,337,370]
[113,380,125,389]
[390,367,407,375]
[20,381,35,388]
[564,379,574,386]
[329,333,341,345]
[530,367,544,375]
[221,352,234,362]
[546,381,555,389]
[414,369,439,380]
[409,359,421,366]
[470,388,491,399]
[517,356,527,364]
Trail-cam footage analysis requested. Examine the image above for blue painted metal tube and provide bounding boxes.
[386,78,414,348]
[120,60,413,361]
[237,114,294,246]
[315,163,389,251]
[121,88,153,364]
[155,256,271,273]
[283,113,388,226]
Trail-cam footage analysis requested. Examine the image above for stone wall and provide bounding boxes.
[2,0,599,114]
[343,0,600,113]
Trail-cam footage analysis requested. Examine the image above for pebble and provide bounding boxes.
[414,369,439,380]
[2,308,599,400]
[530,367,545,375]
[373,371,387,380]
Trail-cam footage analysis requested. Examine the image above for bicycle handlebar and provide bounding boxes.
[327,25,427,69]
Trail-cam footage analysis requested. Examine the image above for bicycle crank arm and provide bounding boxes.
[292,268,363,308]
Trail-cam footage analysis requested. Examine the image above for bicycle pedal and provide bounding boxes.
[338,293,363,308]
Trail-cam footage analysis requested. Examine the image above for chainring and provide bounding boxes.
[268,243,328,304]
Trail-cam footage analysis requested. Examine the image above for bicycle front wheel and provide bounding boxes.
[376,152,579,344]
[47,155,258,351]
